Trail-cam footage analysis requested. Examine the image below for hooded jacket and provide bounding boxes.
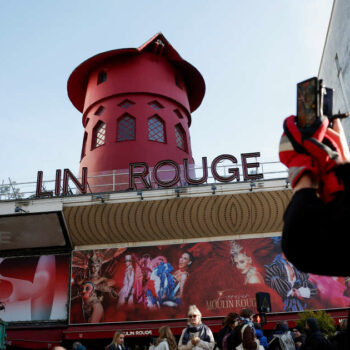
[302,318,330,350]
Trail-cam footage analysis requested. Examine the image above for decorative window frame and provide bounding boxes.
[148,115,166,143]
[175,123,187,152]
[92,120,106,149]
[117,113,136,142]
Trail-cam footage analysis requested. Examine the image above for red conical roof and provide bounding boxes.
[67,33,205,113]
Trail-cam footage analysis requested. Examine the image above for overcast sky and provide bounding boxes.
[0,0,333,186]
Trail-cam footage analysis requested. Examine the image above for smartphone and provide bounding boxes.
[296,77,319,128]
[322,87,333,119]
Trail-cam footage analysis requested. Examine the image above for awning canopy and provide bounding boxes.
[63,318,224,340]
[6,327,64,349]
[5,309,348,348]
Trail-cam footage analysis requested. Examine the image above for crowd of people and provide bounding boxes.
[52,305,348,350]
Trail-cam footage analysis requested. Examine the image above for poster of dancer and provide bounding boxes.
[70,237,350,324]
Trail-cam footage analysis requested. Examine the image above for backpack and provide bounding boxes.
[270,332,295,350]
[222,332,231,350]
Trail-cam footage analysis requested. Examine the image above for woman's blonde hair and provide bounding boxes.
[187,305,202,318]
[157,326,177,350]
[112,330,125,344]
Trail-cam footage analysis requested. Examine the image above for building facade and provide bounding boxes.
[319,0,350,143]
[1,32,349,350]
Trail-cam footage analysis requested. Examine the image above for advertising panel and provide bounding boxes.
[0,254,70,322]
[70,237,350,324]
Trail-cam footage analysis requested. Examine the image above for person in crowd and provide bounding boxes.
[301,318,330,350]
[235,308,260,350]
[292,326,305,350]
[178,305,215,350]
[147,336,156,350]
[254,323,268,349]
[216,312,240,350]
[330,318,348,350]
[72,342,87,350]
[268,321,295,349]
[279,113,350,277]
[279,79,350,349]
[155,326,177,350]
[106,330,126,350]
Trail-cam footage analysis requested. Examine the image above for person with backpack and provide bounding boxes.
[235,308,262,350]
[268,321,295,350]
[216,312,240,350]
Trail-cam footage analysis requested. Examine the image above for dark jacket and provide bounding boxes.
[301,318,331,350]
[330,329,349,350]
[217,326,231,350]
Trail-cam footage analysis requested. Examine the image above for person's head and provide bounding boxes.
[239,308,254,320]
[113,330,125,345]
[72,342,86,350]
[223,312,240,329]
[292,326,303,338]
[88,252,102,277]
[159,326,174,340]
[275,321,289,333]
[230,241,253,274]
[233,253,252,274]
[305,318,319,334]
[187,305,202,326]
[125,255,132,266]
[178,252,193,269]
[81,282,95,301]
[158,326,177,350]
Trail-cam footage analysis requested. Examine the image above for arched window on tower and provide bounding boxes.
[148,115,166,143]
[97,70,107,85]
[117,114,136,141]
[94,105,105,116]
[175,124,187,152]
[81,132,88,159]
[93,121,106,149]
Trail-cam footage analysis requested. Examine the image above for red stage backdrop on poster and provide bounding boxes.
[0,254,70,322]
[70,237,350,324]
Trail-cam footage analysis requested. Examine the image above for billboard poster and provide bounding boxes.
[70,237,350,324]
[0,254,70,322]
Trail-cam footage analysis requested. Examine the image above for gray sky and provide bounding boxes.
[0,0,333,185]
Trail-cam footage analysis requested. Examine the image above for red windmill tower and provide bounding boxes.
[67,33,205,192]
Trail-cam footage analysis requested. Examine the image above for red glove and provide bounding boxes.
[282,115,344,202]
